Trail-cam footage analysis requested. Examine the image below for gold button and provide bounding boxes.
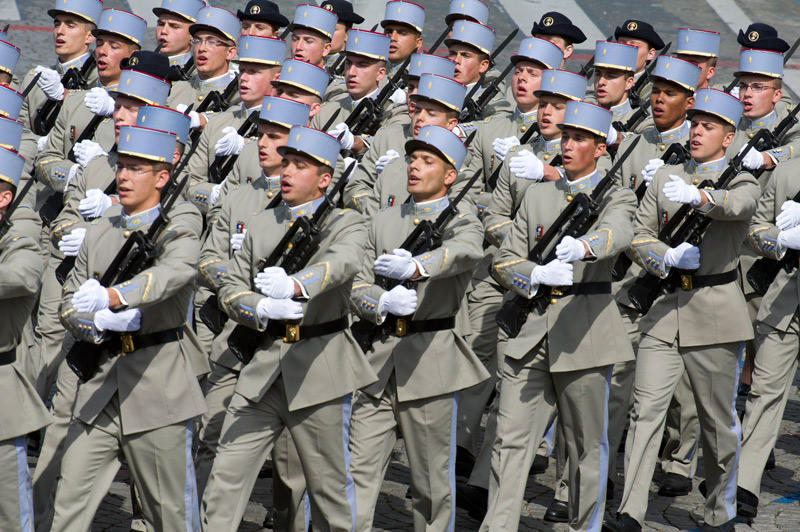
[692,178,699,185]
[521,125,527,132]
[123,231,131,237]
[566,195,573,202]
[413,218,420,225]
[550,298,558,305]
[286,242,293,249]
[748,132,754,139]
[658,143,666,151]
[543,154,550,161]
[267,191,274,198]
[198,96,203,101]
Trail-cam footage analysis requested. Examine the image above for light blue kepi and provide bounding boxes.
[446,20,495,56]
[110,69,171,107]
[290,4,337,39]
[48,0,103,25]
[0,115,23,152]
[409,73,466,113]
[136,105,191,146]
[535,69,587,101]
[92,9,147,47]
[651,55,701,92]
[346,30,390,62]
[0,86,24,120]
[676,28,720,58]
[560,100,613,139]
[237,35,285,66]
[190,7,241,42]
[117,125,177,163]
[278,126,341,169]
[594,40,637,72]
[512,37,564,70]
[259,96,311,129]
[381,1,425,33]
[735,48,783,79]
[0,146,25,188]
[0,41,20,77]
[688,88,744,127]
[271,59,330,98]
[408,53,456,79]
[406,125,467,169]
[152,0,204,23]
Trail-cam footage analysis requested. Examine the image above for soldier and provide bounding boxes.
[675,28,720,91]
[0,147,52,532]
[613,19,665,97]
[153,0,202,73]
[238,0,290,38]
[483,100,636,532]
[531,12,587,64]
[288,4,336,70]
[321,0,365,72]
[380,1,425,78]
[50,125,206,531]
[592,41,641,135]
[405,53,457,115]
[201,126,377,531]
[348,124,487,531]
[606,89,759,532]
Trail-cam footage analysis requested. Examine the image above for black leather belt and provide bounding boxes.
[264,317,348,343]
[0,349,15,366]
[104,327,184,355]
[384,315,456,337]
[548,282,612,298]
[669,269,738,291]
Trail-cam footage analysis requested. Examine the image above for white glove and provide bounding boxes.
[778,225,800,251]
[374,248,417,280]
[37,134,49,153]
[84,87,115,116]
[58,227,87,256]
[214,126,245,156]
[342,157,358,180]
[663,242,700,270]
[230,229,246,251]
[35,66,65,100]
[555,235,587,263]
[508,149,544,181]
[739,145,765,170]
[531,259,574,289]
[492,136,520,162]
[641,158,665,186]
[73,139,107,168]
[389,87,406,105]
[730,85,740,99]
[776,200,800,231]
[71,278,109,313]
[93,308,141,332]
[663,174,702,206]
[606,124,618,146]
[78,188,113,219]
[176,104,201,129]
[375,149,400,174]
[254,266,296,299]
[378,285,418,317]
[256,297,304,323]
[210,183,223,206]
[329,122,354,151]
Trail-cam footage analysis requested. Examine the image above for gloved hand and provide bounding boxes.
[778,225,800,251]
[375,149,400,174]
[254,266,296,299]
[37,134,49,153]
[256,297,304,323]
[84,87,115,116]
[374,248,417,280]
[73,139,107,167]
[378,285,418,317]
[641,158,665,186]
[739,145,765,170]
[329,122,354,151]
[606,124,618,145]
[71,278,109,313]
[58,227,87,256]
[342,157,358,180]
[94,308,141,332]
[35,66,65,100]
[214,126,245,156]
[210,183,223,206]
[176,104,201,129]
[389,87,406,105]
[531,259,573,288]
[555,235,587,263]
[730,85,740,99]
[776,200,800,231]
[663,242,700,270]
[492,136,520,162]
[508,149,544,181]
[230,229,246,251]
[663,174,702,206]
[78,188,113,219]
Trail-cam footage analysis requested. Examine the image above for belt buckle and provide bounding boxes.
[394,318,408,337]
[120,333,135,355]
[680,274,693,291]
[283,323,300,343]
[550,287,564,297]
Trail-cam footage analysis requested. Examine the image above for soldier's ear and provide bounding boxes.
[562,44,574,61]
[594,140,607,159]
[721,130,736,149]
[415,36,423,52]
[376,65,387,83]
[323,40,332,57]
[685,95,695,111]
[479,58,490,75]
[225,45,238,62]
[443,165,458,187]
[0,189,12,211]
[155,168,171,190]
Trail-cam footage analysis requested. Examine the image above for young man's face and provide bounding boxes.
[0,73,11,87]
[448,43,489,86]
[94,34,136,85]
[651,80,693,131]
[291,28,331,66]
[156,14,192,56]
[511,60,545,112]
[411,100,458,136]
[406,77,420,114]
[407,148,456,202]
[192,30,236,79]
[676,54,716,89]
[330,22,349,54]
[53,14,95,61]
[112,95,142,143]
[344,55,385,100]
[384,23,422,64]
[241,19,277,37]
[238,63,281,107]
[560,127,605,177]
[115,154,169,214]
[275,86,321,117]
[594,66,634,107]
[280,152,331,206]
[256,123,290,174]
[534,34,570,63]
[617,36,656,72]
[689,114,734,161]
[537,94,568,138]
[737,74,781,119]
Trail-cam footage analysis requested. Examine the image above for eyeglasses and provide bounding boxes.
[117,165,153,177]
[190,38,232,49]
[737,82,776,93]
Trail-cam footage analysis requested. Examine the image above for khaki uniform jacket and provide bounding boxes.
[218,202,378,411]
[59,202,207,434]
[350,199,489,401]
[630,161,760,346]
[0,205,51,441]
[314,90,410,147]
[616,121,691,190]
[729,106,800,183]
[466,70,514,121]
[493,172,637,370]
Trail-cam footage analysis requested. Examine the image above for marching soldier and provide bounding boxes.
[614,19,665,100]
[592,41,642,134]
[321,0,365,72]
[348,124,488,531]
[380,1,425,78]
[405,53,457,113]
[239,0,290,38]
[675,28,720,90]
[483,100,636,531]
[50,125,207,531]
[607,89,759,532]
[153,0,202,73]
[288,4,337,72]
[532,12,586,64]
[0,147,52,532]
[201,126,377,531]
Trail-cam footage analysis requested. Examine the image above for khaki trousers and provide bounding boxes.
[619,335,742,527]
[50,396,199,532]
[480,338,613,532]
[660,370,700,477]
[348,376,458,532]
[201,378,355,532]
[31,264,69,400]
[0,437,34,532]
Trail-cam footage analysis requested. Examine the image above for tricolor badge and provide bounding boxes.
[535,225,544,240]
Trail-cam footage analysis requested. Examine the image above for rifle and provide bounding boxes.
[0,177,37,243]
[460,61,514,123]
[226,161,357,364]
[725,36,800,93]
[343,55,411,137]
[486,123,540,192]
[351,167,486,353]
[207,112,260,185]
[628,42,671,110]
[64,152,196,382]
[33,54,96,136]
[327,24,380,78]
[186,73,240,147]
[171,56,196,82]
[578,35,614,78]
[627,129,769,314]
[425,24,452,55]
[494,137,641,338]
[20,72,42,99]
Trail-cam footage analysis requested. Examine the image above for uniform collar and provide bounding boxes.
[234,104,261,120]
[325,52,342,68]
[512,107,538,125]
[387,61,405,77]
[740,109,778,131]
[350,86,381,107]
[408,196,449,216]
[535,135,561,153]
[689,156,727,175]
[564,168,600,194]
[286,196,325,220]
[254,173,281,191]
[657,120,690,143]
[168,51,193,67]
[610,98,632,119]
[58,52,91,75]
[120,204,161,229]
[192,70,236,96]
